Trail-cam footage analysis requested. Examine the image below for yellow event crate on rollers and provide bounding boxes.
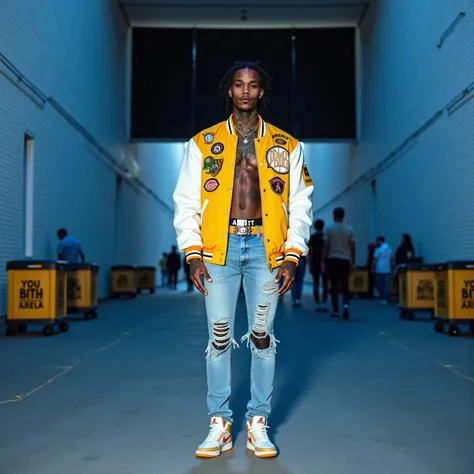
[398,263,436,321]
[349,266,370,297]
[433,261,474,337]
[110,265,137,298]
[65,263,99,320]
[136,266,156,294]
[6,260,69,336]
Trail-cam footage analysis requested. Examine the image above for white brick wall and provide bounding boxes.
[0,0,134,315]
[313,0,474,265]
[127,142,201,281]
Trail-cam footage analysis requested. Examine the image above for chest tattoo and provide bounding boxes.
[236,128,258,171]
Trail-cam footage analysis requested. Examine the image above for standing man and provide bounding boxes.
[158,252,168,288]
[56,228,85,263]
[372,236,393,305]
[166,246,181,290]
[308,219,328,312]
[173,62,313,459]
[321,207,355,320]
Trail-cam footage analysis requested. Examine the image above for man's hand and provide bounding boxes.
[274,261,297,296]
[189,259,212,295]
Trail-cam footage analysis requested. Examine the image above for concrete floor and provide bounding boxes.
[1,284,473,474]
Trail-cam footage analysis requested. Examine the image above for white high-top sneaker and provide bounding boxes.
[246,416,278,458]
[195,416,233,458]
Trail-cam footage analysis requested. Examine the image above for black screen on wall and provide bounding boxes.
[131,28,194,140]
[131,28,356,141]
[295,28,356,139]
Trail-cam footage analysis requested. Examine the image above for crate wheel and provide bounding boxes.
[6,325,16,337]
[406,311,415,321]
[58,321,69,332]
[469,323,474,333]
[17,324,27,333]
[434,321,444,333]
[43,325,55,336]
[399,310,407,319]
[448,324,460,337]
[84,311,91,321]
[90,309,98,319]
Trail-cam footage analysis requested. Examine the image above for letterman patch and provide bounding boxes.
[272,133,290,140]
[211,142,224,155]
[302,164,313,186]
[204,178,220,192]
[269,177,285,195]
[204,133,215,143]
[202,156,223,177]
[266,146,289,174]
[275,138,287,145]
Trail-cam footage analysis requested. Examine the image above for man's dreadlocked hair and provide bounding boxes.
[217,62,273,111]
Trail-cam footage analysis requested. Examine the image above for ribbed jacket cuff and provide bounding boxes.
[184,246,202,263]
[284,248,302,266]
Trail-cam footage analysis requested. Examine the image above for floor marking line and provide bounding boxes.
[388,339,412,351]
[99,339,122,351]
[1,333,130,406]
[436,361,474,383]
[0,363,78,406]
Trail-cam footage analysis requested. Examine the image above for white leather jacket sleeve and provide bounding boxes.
[173,138,203,251]
[285,142,314,255]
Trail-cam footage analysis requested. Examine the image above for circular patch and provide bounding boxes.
[266,146,289,174]
[204,133,214,144]
[269,177,285,195]
[211,142,224,155]
[204,178,220,192]
[275,138,287,145]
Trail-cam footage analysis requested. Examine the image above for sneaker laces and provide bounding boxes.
[204,423,225,445]
[250,421,271,443]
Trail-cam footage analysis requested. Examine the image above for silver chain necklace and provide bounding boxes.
[238,125,259,144]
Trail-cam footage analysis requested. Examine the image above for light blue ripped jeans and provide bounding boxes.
[203,233,280,424]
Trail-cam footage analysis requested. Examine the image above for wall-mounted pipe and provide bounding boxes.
[437,12,466,49]
[0,51,174,216]
[313,79,474,215]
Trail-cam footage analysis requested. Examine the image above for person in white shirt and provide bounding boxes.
[372,236,393,305]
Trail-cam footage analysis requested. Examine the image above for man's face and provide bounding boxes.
[228,68,264,113]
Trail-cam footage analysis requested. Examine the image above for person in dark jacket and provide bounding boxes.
[308,219,328,311]
[167,246,181,290]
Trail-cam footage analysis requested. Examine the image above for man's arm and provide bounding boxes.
[372,248,379,274]
[78,243,85,263]
[283,142,314,265]
[173,138,213,295]
[172,138,204,263]
[349,237,356,268]
[57,242,64,260]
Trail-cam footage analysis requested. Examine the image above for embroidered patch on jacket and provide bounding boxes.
[302,164,313,186]
[204,133,214,143]
[269,177,285,195]
[272,133,290,140]
[275,138,287,145]
[266,146,289,174]
[204,178,220,192]
[202,157,223,176]
[211,142,224,155]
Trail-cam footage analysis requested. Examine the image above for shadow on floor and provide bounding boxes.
[227,289,355,442]
[186,449,295,474]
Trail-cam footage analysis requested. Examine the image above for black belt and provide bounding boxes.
[229,217,263,227]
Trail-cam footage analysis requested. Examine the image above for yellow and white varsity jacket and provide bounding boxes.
[173,114,314,270]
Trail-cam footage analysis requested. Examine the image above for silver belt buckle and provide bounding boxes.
[234,225,251,236]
